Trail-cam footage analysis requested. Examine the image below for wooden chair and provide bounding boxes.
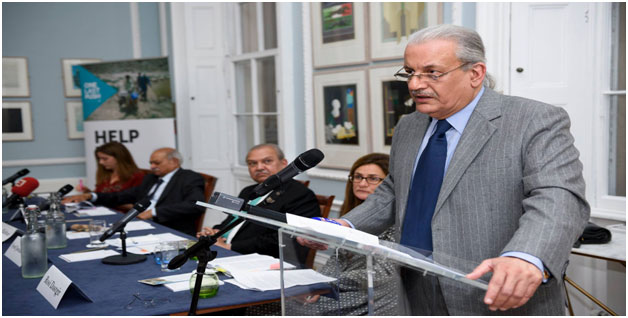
[297,180,310,188]
[305,194,335,269]
[196,172,218,233]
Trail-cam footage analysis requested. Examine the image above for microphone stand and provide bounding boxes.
[168,217,245,316]
[102,226,147,265]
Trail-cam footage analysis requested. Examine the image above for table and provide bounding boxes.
[2,201,328,315]
[565,224,625,316]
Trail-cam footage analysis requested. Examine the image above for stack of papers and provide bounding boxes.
[139,272,225,292]
[65,221,155,240]
[75,207,117,217]
[286,213,379,246]
[226,269,336,291]
[208,253,296,273]
[59,250,119,262]
[105,232,189,254]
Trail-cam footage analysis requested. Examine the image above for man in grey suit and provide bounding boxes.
[301,24,589,315]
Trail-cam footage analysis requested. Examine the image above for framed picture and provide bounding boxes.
[2,101,33,141]
[2,57,30,97]
[369,3,442,60]
[61,58,101,97]
[311,3,366,68]
[314,70,368,168]
[65,101,84,139]
[369,66,415,153]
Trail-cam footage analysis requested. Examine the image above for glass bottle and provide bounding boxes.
[21,205,48,278]
[45,195,67,249]
[189,269,220,298]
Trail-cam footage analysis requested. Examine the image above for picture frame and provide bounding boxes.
[369,66,415,154]
[61,58,101,97]
[369,3,442,60]
[65,101,84,139]
[314,70,369,168]
[2,57,30,97]
[311,3,367,68]
[2,101,33,141]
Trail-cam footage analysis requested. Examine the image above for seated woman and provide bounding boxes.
[85,142,145,211]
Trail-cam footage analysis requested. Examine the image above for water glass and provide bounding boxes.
[157,241,180,272]
[86,219,107,248]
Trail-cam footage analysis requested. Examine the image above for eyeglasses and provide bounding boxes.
[348,175,385,185]
[394,63,470,83]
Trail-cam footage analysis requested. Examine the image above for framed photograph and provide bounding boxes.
[369,3,442,60]
[2,101,33,141]
[369,66,415,153]
[2,57,30,97]
[61,58,101,97]
[65,101,84,139]
[314,70,368,168]
[311,3,366,68]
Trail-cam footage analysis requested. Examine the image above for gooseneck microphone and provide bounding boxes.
[252,148,324,197]
[99,198,151,241]
[2,168,29,186]
[39,184,75,211]
[4,177,39,208]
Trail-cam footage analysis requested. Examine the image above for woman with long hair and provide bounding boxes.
[89,141,145,193]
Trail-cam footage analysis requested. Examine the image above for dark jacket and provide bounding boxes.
[95,168,205,236]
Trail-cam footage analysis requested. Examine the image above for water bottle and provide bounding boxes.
[45,195,67,249]
[22,205,48,278]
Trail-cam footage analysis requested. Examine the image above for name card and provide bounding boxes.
[2,222,19,242]
[36,265,72,309]
[4,237,21,266]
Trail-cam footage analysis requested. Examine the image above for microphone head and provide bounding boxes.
[12,177,39,197]
[134,198,152,212]
[294,148,324,171]
[17,168,30,177]
[57,184,74,197]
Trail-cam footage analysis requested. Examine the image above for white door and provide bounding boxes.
[510,3,593,182]
[171,3,233,226]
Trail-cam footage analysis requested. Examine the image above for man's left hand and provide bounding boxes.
[137,210,153,220]
[466,256,542,311]
[214,237,231,250]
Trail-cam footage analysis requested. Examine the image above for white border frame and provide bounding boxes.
[311,3,366,68]
[314,70,369,169]
[65,101,84,139]
[2,101,33,141]
[61,58,101,97]
[369,3,441,60]
[2,57,30,97]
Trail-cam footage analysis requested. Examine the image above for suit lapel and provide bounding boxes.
[156,169,181,205]
[433,89,502,217]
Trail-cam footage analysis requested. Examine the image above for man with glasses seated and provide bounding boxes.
[300,24,589,315]
[198,144,320,267]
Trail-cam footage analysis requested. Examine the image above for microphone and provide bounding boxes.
[3,177,39,208]
[252,148,324,197]
[99,198,151,241]
[40,184,74,210]
[2,168,29,186]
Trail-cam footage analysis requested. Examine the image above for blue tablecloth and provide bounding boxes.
[2,199,328,315]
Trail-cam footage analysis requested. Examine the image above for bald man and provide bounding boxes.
[64,148,205,236]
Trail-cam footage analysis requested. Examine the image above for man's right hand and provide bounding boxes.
[196,227,219,238]
[296,218,350,250]
[61,193,92,204]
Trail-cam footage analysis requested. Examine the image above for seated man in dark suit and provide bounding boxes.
[63,147,205,236]
[198,144,320,266]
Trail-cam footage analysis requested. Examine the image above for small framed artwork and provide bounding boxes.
[2,57,30,97]
[65,101,84,139]
[311,3,366,68]
[61,58,101,97]
[2,101,33,141]
[369,66,415,153]
[369,3,442,60]
[314,70,368,168]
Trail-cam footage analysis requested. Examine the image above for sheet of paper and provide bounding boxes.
[5,237,22,266]
[104,232,187,248]
[75,207,116,217]
[164,279,224,292]
[3,222,19,242]
[139,272,193,285]
[286,213,379,246]
[208,253,296,273]
[229,269,336,291]
[124,220,155,231]
[59,249,119,262]
[66,232,90,240]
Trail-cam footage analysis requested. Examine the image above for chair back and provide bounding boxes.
[196,172,218,233]
[297,180,310,188]
[305,194,335,269]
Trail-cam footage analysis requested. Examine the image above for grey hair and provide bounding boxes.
[248,144,285,161]
[408,24,494,88]
[165,148,183,165]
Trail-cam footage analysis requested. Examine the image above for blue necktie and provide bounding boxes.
[400,120,452,253]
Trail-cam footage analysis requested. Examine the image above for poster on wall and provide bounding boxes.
[75,57,176,188]
[311,3,366,68]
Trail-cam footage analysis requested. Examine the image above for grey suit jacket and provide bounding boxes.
[344,88,590,315]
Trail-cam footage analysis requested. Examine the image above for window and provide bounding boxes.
[231,3,279,165]
[608,2,625,197]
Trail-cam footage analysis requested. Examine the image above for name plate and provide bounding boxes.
[4,237,21,266]
[36,265,72,309]
[2,222,19,242]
